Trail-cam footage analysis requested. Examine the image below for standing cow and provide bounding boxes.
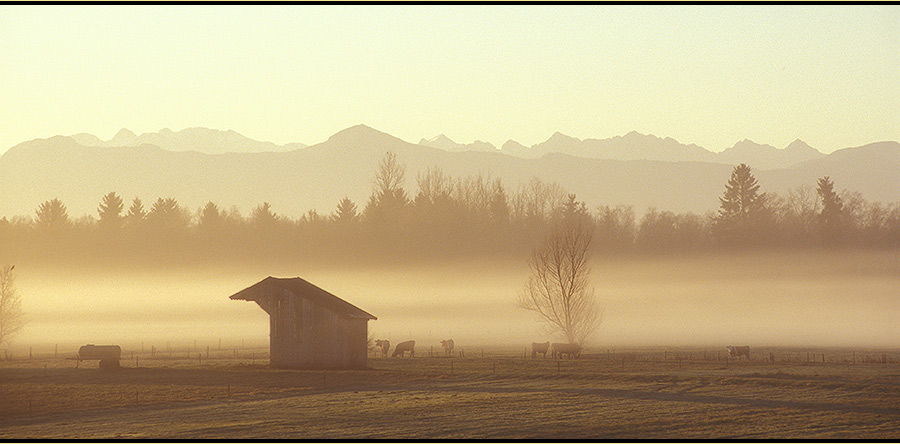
[551,342,582,359]
[726,345,750,361]
[392,340,416,358]
[441,339,454,356]
[374,339,390,357]
[532,341,550,359]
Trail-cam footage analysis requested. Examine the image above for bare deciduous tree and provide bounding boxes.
[0,265,25,349]
[373,151,407,202]
[518,205,602,345]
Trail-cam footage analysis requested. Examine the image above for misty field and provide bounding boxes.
[3,249,900,438]
[3,347,900,439]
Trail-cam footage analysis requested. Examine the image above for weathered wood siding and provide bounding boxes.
[255,284,369,369]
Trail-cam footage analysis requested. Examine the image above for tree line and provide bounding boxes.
[1,153,899,267]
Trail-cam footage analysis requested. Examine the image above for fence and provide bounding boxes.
[3,344,899,371]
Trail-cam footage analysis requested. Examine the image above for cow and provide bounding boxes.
[392,340,416,358]
[726,345,750,361]
[532,341,550,359]
[440,339,454,356]
[374,339,390,357]
[551,342,582,359]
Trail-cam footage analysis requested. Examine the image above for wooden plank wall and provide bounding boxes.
[260,285,369,369]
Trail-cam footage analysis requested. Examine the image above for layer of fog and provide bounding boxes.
[8,250,900,355]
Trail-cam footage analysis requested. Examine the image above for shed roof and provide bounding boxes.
[229,276,377,320]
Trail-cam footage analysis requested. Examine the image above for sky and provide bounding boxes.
[1,5,898,155]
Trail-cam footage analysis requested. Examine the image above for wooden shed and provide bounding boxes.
[229,276,376,369]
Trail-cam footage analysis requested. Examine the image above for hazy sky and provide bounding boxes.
[1,5,898,155]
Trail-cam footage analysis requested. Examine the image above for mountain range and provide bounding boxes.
[420,131,825,170]
[71,127,306,154]
[1,125,898,219]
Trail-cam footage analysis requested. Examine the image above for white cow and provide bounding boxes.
[440,339,454,356]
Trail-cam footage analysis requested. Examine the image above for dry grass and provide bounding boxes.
[2,346,900,439]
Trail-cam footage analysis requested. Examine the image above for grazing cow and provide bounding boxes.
[374,339,390,357]
[726,345,750,361]
[551,342,582,359]
[532,341,550,359]
[441,339,454,356]
[392,340,416,358]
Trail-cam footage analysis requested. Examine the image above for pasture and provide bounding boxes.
[3,346,900,439]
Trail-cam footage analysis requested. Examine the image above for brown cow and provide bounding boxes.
[532,341,550,358]
[551,342,582,359]
[440,339,454,356]
[374,339,390,357]
[726,345,750,361]
[392,340,416,358]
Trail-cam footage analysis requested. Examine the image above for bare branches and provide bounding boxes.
[0,264,25,348]
[518,204,601,345]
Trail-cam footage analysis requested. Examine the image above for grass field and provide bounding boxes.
[3,346,900,439]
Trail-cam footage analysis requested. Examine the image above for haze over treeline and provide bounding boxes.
[2,149,899,269]
[3,125,900,221]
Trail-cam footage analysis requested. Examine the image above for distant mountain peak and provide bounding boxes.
[500,139,528,153]
[419,134,456,149]
[115,128,136,138]
[329,124,382,138]
[419,133,496,152]
[111,128,137,146]
[71,133,103,146]
[729,139,776,151]
[548,131,579,142]
[427,134,454,143]
[785,139,817,153]
[324,124,404,149]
